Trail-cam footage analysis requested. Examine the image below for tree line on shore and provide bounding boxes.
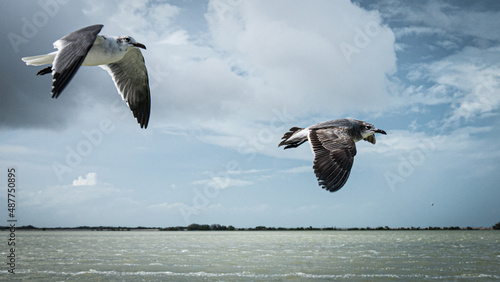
[1,222,498,231]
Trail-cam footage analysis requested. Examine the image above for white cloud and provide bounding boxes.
[205,0,397,114]
[394,44,500,129]
[436,40,459,50]
[72,0,399,154]
[376,1,500,41]
[422,47,500,126]
[365,130,443,155]
[394,26,446,38]
[83,0,183,40]
[72,172,98,186]
[362,125,500,178]
[229,204,270,213]
[158,30,189,45]
[192,177,253,189]
[280,166,311,174]
[21,183,120,209]
[191,0,395,150]
[227,168,270,175]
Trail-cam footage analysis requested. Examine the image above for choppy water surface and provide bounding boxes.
[3,230,499,281]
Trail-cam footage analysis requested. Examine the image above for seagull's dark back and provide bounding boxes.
[309,119,363,140]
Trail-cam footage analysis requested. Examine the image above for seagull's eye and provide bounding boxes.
[125,37,130,42]
[364,125,372,130]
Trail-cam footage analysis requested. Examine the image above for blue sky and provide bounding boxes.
[1,0,499,228]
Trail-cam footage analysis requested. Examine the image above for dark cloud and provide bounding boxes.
[0,1,111,130]
[0,36,86,130]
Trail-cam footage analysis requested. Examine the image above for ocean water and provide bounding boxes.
[3,230,499,281]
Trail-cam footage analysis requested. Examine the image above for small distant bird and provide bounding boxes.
[279,119,386,192]
[22,24,150,128]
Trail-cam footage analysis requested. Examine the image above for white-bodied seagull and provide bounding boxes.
[22,24,150,128]
[279,119,386,192]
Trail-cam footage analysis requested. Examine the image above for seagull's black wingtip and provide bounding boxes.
[51,90,61,99]
[37,66,52,76]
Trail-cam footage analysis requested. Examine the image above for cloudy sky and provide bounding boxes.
[1,0,499,228]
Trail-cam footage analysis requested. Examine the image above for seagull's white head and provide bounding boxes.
[117,36,146,50]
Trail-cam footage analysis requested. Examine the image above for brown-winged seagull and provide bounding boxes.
[279,119,386,192]
[21,24,150,128]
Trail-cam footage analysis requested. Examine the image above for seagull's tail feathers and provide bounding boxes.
[279,127,308,149]
[21,52,57,66]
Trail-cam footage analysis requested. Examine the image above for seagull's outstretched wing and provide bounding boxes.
[309,128,357,192]
[51,24,103,98]
[101,48,151,128]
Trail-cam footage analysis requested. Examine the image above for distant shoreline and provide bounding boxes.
[0,224,496,231]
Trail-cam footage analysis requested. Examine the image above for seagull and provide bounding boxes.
[21,24,150,128]
[279,119,387,192]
